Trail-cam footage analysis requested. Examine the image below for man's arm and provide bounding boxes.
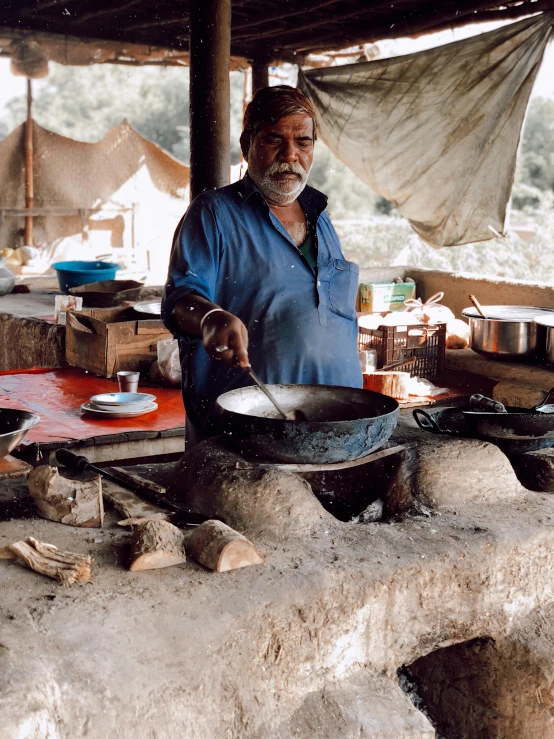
[171,292,250,369]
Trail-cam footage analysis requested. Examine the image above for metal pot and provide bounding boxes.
[461,306,554,361]
[0,408,40,459]
[216,383,399,464]
[533,314,554,366]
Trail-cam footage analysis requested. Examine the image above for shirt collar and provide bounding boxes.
[240,172,328,219]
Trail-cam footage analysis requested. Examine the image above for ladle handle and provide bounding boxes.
[468,294,486,318]
[244,367,290,421]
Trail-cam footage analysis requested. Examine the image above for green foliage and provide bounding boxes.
[516,97,554,194]
[1,63,246,164]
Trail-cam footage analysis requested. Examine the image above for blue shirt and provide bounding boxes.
[162,175,362,434]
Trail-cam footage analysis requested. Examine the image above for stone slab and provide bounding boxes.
[3,432,554,737]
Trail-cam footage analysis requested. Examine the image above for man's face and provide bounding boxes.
[244,113,315,205]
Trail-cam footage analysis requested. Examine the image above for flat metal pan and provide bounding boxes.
[216,383,399,464]
[462,388,554,438]
[413,406,554,454]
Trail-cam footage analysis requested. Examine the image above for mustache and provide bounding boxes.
[265,162,307,179]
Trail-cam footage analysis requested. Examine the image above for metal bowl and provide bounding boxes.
[462,306,554,361]
[216,383,399,464]
[0,408,40,459]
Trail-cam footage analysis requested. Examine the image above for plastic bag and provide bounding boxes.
[156,339,181,387]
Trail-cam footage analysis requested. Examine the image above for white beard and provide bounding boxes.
[248,160,310,205]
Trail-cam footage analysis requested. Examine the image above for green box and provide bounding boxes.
[358,281,416,313]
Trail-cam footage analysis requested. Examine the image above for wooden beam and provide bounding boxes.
[189,0,231,199]
[24,78,33,247]
[73,0,145,26]
[281,1,553,51]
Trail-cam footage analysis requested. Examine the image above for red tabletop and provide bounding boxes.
[0,368,185,444]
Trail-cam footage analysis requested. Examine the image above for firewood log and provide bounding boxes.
[129,519,186,571]
[363,371,411,399]
[186,520,265,573]
[27,465,103,527]
[8,537,92,586]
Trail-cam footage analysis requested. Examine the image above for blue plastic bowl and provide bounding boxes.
[52,261,122,294]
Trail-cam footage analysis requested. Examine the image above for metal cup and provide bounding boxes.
[117,371,140,393]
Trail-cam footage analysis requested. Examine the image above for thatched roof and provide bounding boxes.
[1,0,553,65]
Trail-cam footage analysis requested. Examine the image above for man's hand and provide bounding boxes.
[202,310,250,368]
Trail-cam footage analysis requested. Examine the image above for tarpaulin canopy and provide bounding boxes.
[299,14,554,247]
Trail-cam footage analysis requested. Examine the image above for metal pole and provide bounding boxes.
[251,62,269,94]
[24,78,34,245]
[189,0,231,199]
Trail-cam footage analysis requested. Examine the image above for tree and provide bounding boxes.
[516,97,554,194]
[1,63,246,164]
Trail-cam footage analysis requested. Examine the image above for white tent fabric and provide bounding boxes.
[299,14,554,247]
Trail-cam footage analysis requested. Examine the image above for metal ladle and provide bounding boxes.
[244,367,307,422]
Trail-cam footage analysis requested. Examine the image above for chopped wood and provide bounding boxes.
[27,465,104,527]
[8,537,92,586]
[0,546,16,559]
[129,519,186,571]
[102,478,171,522]
[117,516,166,527]
[186,520,265,573]
[364,371,411,399]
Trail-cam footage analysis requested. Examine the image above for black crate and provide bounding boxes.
[358,322,446,379]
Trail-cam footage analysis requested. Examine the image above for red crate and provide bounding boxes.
[358,322,446,379]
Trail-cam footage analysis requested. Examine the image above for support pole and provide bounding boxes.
[24,78,34,245]
[251,62,269,94]
[189,0,231,200]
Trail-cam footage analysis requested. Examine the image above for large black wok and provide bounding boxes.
[216,384,399,464]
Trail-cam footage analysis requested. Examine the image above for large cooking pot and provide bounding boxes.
[533,314,554,367]
[0,408,40,459]
[462,306,554,361]
[462,388,554,438]
[216,384,399,464]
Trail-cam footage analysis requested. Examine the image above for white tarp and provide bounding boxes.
[299,14,554,247]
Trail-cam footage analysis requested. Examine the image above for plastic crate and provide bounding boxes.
[358,322,446,379]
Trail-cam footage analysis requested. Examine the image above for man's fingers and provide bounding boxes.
[228,331,250,368]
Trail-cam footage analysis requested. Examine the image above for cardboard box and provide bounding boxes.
[65,306,172,378]
[358,281,416,313]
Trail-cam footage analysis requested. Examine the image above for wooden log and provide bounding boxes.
[102,479,171,522]
[129,519,186,571]
[27,465,103,527]
[8,537,92,586]
[186,520,265,573]
[364,371,411,399]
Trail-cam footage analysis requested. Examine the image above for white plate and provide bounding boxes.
[81,401,158,418]
[90,392,156,407]
[133,301,162,315]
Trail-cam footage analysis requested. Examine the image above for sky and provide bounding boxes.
[0,18,552,115]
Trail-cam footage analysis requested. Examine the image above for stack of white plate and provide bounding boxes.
[82,392,158,418]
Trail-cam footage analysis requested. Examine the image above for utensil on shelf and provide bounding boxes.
[381,357,417,372]
[468,294,486,318]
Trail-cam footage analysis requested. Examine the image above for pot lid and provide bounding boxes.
[533,313,554,328]
[462,305,554,321]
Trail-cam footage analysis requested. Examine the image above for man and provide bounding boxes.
[162,85,361,443]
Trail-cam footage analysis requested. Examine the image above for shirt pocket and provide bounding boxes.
[326,258,359,320]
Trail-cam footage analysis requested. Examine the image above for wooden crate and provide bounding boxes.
[65,306,172,378]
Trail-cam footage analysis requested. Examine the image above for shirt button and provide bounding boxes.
[317,280,321,286]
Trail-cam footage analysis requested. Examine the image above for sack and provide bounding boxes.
[156,338,181,387]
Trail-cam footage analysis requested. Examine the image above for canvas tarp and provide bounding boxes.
[0,119,190,255]
[299,14,554,247]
